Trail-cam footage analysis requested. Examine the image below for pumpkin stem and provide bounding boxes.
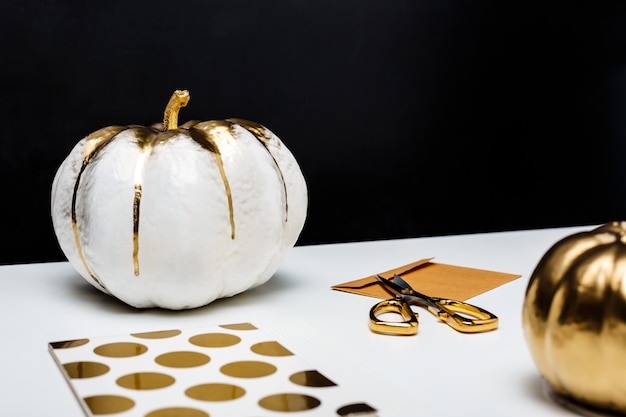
[163,90,190,130]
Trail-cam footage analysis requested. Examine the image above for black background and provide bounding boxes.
[2,1,626,265]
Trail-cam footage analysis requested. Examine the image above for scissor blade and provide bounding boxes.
[374,274,406,296]
[392,274,434,310]
[393,274,413,290]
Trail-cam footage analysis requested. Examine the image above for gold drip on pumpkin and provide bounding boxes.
[189,121,236,239]
[228,118,289,223]
[130,126,162,276]
[130,91,189,276]
[71,126,129,290]
[132,148,149,276]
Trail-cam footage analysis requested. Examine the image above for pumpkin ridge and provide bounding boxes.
[604,246,626,324]
[555,246,616,329]
[186,121,236,239]
[82,126,128,163]
[130,127,161,276]
[187,125,220,154]
[226,118,270,145]
[227,118,289,223]
[72,126,134,290]
[71,161,105,289]
[528,231,615,319]
[129,125,181,276]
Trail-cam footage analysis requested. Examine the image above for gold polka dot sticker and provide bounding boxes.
[289,370,337,387]
[250,340,294,357]
[116,372,175,390]
[220,360,277,378]
[185,383,246,401]
[258,393,321,412]
[155,351,210,368]
[131,329,182,339]
[145,407,209,417]
[94,342,148,358]
[49,338,89,349]
[83,394,135,414]
[63,361,110,379]
[220,322,257,330]
[337,402,378,416]
[189,332,241,348]
[48,323,378,416]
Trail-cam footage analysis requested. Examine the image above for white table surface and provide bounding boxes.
[0,225,596,417]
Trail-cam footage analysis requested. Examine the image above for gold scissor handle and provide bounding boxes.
[369,296,419,336]
[426,298,498,333]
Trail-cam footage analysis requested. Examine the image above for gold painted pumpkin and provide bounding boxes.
[522,221,626,414]
[51,90,308,309]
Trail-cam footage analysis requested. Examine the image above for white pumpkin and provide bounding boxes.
[51,90,308,309]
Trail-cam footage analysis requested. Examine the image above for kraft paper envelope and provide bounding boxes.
[331,258,521,301]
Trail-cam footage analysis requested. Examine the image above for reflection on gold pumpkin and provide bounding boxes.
[522,221,626,414]
[51,90,308,309]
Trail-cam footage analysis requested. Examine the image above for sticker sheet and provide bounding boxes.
[49,322,378,417]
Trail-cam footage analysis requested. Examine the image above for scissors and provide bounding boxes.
[369,274,498,335]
